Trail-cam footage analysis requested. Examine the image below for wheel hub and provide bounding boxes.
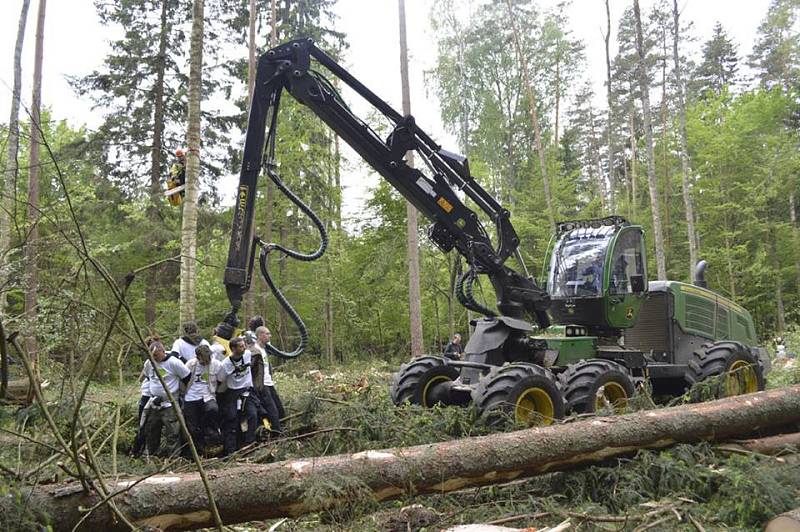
[595,381,629,412]
[515,387,555,426]
[725,360,759,396]
[421,375,452,407]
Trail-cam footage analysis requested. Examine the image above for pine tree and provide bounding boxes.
[25,0,46,368]
[749,0,800,91]
[672,0,699,281]
[1,0,31,320]
[695,22,739,96]
[506,0,556,230]
[634,0,667,280]
[398,0,424,358]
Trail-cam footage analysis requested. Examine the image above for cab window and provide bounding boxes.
[609,229,646,295]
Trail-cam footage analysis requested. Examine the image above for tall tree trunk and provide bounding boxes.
[17,386,800,531]
[633,0,667,280]
[790,192,800,289]
[628,81,638,220]
[660,28,671,259]
[722,192,736,300]
[672,0,699,280]
[179,0,204,324]
[771,235,786,333]
[506,0,556,231]
[398,0,424,358]
[604,0,616,213]
[24,0,46,369]
[259,0,279,319]
[1,0,31,320]
[145,0,171,327]
[588,100,606,214]
[554,49,561,148]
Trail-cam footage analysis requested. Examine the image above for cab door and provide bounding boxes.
[604,226,648,329]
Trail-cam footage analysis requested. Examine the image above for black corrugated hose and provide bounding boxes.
[257,164,328,358]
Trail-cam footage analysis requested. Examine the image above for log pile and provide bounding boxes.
[8,385,800,531]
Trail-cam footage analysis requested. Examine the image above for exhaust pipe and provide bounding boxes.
[694,260,708,288]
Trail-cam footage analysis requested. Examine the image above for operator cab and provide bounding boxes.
[545,216,648,334]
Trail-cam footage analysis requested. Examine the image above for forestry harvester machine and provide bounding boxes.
[216,38,769,425]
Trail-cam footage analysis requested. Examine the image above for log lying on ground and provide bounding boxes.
[766,508,800,532]
[12,385,800,531]
[718,431,800,455]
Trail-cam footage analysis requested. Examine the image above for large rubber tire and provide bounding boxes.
[559,359,635,414]
[686,341,765,399]
[389,356,459,407]
[472,363,565,427]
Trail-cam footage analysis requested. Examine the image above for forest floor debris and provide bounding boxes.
[1,357,800,531]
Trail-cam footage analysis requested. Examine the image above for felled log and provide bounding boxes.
[11,385,800,531]
[718,431,800,455]
[766,508,800,532]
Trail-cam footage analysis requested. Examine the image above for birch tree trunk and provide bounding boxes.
[604,0,616,213]
[1,0,31,320]
[633,0,667,280]
[672,0,699,281]
[179,0,204,324]
[398,0,424,358]
[506,0,556,231]
[145,0,171,326]
[24,0,46,369]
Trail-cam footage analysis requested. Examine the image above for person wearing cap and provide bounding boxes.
[216,336,258,455]
[183,344,223,454]
[170,321,210,363]
[143,341,190,457]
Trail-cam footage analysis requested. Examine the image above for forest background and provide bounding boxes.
[1,0,800,380]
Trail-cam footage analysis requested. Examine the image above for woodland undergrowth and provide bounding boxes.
[2,355,800,531]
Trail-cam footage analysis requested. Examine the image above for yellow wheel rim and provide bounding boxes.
[421,375,451,407]
[594,381,629,413]
[725,360,759,396]
[514,387,555,426]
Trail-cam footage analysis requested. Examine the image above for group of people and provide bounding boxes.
[133,316,285,458]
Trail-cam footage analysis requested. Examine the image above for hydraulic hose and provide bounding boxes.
[456,268,496,317]
[256,164,328,358]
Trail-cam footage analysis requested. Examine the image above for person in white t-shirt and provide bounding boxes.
[170,321,211,362]
[143,341,190,457]
[216,336,257,455]
[257,326,285,420]
[132,359,154,457]
[132,335,161,457]
[253,326,283,434]
[183,344,222,454]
